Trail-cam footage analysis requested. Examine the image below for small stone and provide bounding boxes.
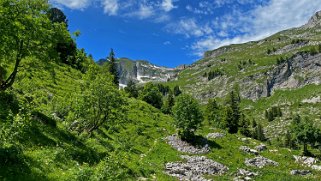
[255,144,267,152]
[166,135,210,154]
[239,146,259,155]
[207,133,225,139]
[290,170,311,176]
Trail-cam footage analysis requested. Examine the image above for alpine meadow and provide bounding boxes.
[3,0,321,180]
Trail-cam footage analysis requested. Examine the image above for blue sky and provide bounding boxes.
[50,0,321,68]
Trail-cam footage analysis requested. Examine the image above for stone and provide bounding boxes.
[239,146,259,155]
[207,133,225,139]
[290,170,311,176]
[311,165,321,171]
[245,156,279,168]
[293,155,318,167]
[166,135,210,154]
[165,155,228,181]
[255,144,267,152]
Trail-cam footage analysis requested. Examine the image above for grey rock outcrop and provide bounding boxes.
[293,155,318,167]
[166,135,210,154]
[234,169,259,181]
[165,155,228,181]
[245,156,279,168]
[304,10,321,28]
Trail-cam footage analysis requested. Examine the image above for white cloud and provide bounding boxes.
[163,41,171,45]
[161,0,176,12]
[127,4,154,19]
[50,0,91,9]
[166,18,213,38]
[102,0,119,15]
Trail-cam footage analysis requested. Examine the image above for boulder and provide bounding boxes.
[255,144,267,152]
[245,156,279,168]
[239,146,259,155]
[207,133,225,139]
[293,155,318,167]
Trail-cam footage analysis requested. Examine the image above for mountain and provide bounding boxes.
[98,58,184,87]
[166,10,321,103]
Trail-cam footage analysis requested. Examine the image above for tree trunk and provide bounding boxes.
[0,40,24,91]
[303,143,308,155]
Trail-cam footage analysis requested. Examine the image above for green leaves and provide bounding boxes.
[172,94,203,139]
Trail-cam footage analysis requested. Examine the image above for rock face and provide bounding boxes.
[166,135,210,154]
[245,156,279,168]
[165,155,228,181]
[304,10,321,28]
[98,58,180,86]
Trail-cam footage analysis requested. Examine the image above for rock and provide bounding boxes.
[165,155,228,181]
[293,155,318,167]
[255,144,267,152]
[245,156,279,168]
[207,133,225,139]
[290,170,311,176]
[239,146,259,155]
[166,135,210,154]
[311,165,321,171]
[237,169,259,177]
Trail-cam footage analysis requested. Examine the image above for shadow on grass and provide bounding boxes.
[183,135,222,149]
[0,146,48,181]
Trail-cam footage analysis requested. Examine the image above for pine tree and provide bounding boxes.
[124,80,138,98]
[256,123,266,141]
[205,98,221,127]
[161,91,175,114]
[173,85,182,96]
[108,49,119,85]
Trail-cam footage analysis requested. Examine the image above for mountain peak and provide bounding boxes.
[304,10,321,28]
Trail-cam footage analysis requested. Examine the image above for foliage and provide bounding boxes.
[71,65,126,133]
[173,85,182,96]
[223,91,240,133]
[107,49,119,85]
[124,80,139,98]
[139,83,163,109]
[47,7,68,26]
[0,0,62,91]
[265,106,282,122]
[172,94,203,139]
[290,115,321,155]
[161,91,175,114]
[205,98,222,127]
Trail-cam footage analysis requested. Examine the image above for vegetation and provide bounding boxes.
[172,94,203,140]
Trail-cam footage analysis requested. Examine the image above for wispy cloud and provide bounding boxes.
[161,0,176,12]
[166,18,213,38]
[50,0,91,9]
[102,0,119,15]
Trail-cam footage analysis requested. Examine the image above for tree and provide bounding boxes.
[47,7,68,26]
[108,49,119,85]
[239,113,251,137]
[139,83,163,109]
[223,91,241,133]
[205,98,222,127]
[0,0,63,91]
[290,115,321,155]
[172,94,203,140]
[124,80,138,98]
[255,123,266,141]
[74,65,126,133]
[173,85,182,96]
[161,91,175,114]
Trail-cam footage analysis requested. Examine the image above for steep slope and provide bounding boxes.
[167,10,321,102]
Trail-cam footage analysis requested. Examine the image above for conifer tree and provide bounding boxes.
[108,49,119,85]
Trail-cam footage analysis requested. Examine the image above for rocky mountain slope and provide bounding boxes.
[166,10,321,102]
[99,58,183,86]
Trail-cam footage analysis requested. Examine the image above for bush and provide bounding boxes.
[172,94,203,140]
